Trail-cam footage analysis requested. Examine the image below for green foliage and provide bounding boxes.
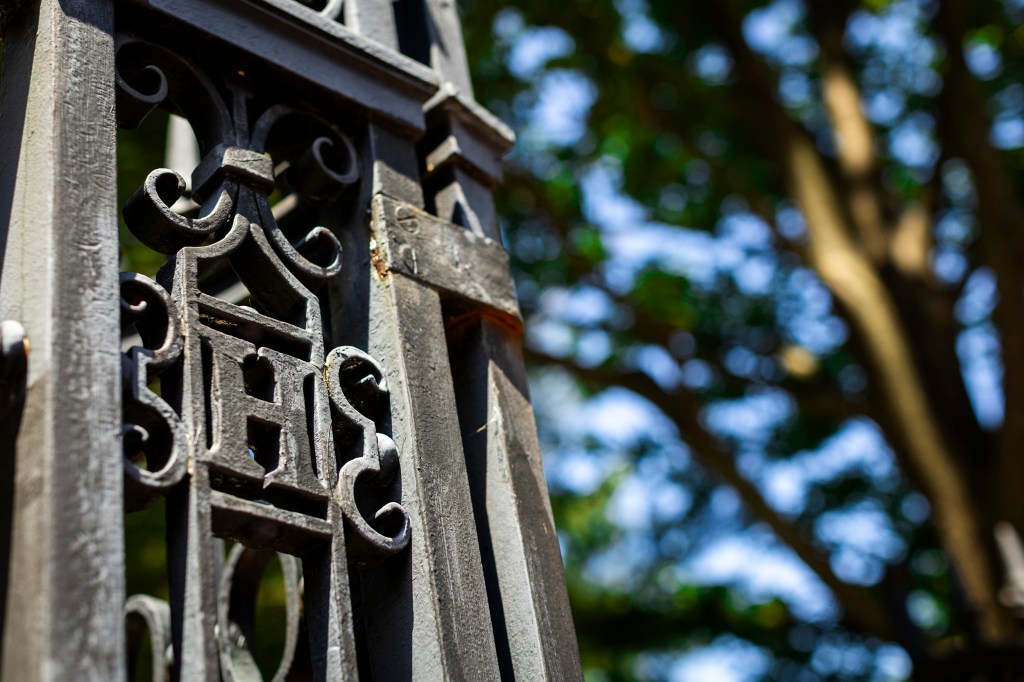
[462,0,1024,678]
[118,112,172,277]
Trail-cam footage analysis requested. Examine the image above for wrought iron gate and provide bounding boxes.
[0,0,582,679]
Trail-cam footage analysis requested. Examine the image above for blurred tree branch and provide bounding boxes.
[705,0,1010,640]
[527,348,899,642]
[934,0,1024,536]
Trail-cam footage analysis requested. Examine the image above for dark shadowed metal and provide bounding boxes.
[0,0,582,679]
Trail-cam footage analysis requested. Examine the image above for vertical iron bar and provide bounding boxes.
[420,3,586,677]
[0,0,124,678]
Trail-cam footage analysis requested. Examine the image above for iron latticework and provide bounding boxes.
[0,1,582,680]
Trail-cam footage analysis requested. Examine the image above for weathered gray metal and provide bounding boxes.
[0,0,582,680]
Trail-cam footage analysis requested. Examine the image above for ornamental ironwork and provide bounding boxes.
[0,0,583,680]
[116,38,409,678]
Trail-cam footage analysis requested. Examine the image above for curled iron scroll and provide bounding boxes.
[116,36,360,284]
[325,347,410,563]
[217,546,302,682]
[249,105,360,289]
[120,273,188,512]
[114,36,233,147]
[115,36,237,254]
[125,594,173,682]
[123,168,235,254]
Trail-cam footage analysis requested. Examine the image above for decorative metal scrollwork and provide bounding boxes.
[116,36,407,679]
[125,595,174,682]
[217,546,302,682]
[326,347,410,563]
[121,272,187,512]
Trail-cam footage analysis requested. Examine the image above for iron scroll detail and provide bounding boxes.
[116,36,408,680]
[325,346,411,563]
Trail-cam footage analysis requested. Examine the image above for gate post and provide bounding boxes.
[0,1,125,679]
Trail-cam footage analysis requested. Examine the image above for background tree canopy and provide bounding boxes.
[457,0,1024,679]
